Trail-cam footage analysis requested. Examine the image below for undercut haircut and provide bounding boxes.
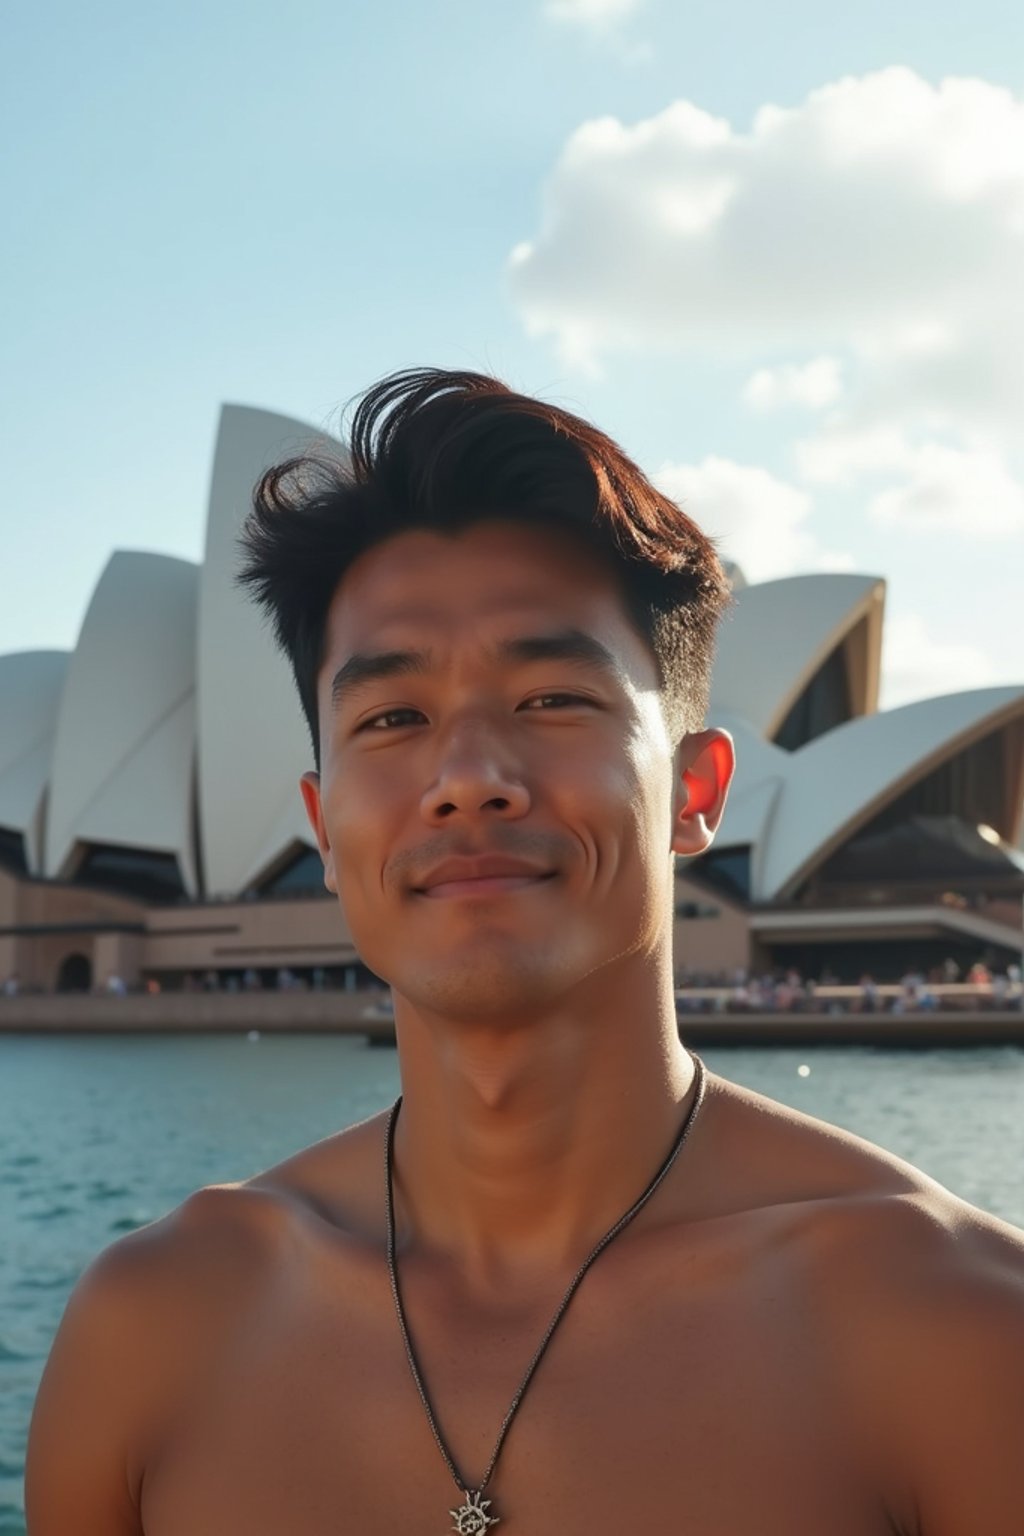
[236,368,732,771]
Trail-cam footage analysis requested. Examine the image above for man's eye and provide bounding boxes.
[521,693,589,711]
[362,708,425,731]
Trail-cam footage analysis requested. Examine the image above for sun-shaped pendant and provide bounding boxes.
[449,1488,500,1533]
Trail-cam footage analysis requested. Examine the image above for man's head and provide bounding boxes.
[236,368,735,1017]
[238,369,732,768]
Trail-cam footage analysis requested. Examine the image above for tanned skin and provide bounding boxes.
[26,520,1024,1534]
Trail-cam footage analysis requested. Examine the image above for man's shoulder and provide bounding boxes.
[706,1069,1024,1303]
[27,1178,301,1529]
[715,1082,1024,1532]
[56,1116,390,1462]
[810,1167,1024,1326]
[240,1104,391,1239]
[93,1117,385,1304]
[77,1110,381,1337]
[843,1162,1024,1348]
[57,1176,295,1423]
[815,1160,1024,1532]
[703,1070,946,1220]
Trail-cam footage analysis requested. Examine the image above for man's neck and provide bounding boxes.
[389,954,697,1291]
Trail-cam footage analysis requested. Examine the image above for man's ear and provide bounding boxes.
[299,771,337,894]
[670,729,736,859]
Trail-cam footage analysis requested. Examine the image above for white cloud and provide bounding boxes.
[508,67,1024,436]
[794,423,914,485]
[742,357,843,411]
[543,0,643,28]
[653,456,854,582]
[869,441,1024,535]
[880,612,996,708]
[795,424,1024,535]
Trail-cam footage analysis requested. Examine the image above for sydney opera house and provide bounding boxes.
[1,405,1023,995]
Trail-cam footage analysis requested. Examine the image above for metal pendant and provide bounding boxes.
[449,1488,500,1533]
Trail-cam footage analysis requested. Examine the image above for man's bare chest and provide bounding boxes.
[139,1222,892,1536]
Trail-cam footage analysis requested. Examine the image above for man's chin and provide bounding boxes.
[393,953,576,1024]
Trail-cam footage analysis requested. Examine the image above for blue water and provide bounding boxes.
[2,1033,1023,1534]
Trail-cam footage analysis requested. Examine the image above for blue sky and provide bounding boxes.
[5,0,1023,707]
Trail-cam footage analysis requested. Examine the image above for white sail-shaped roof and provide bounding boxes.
[44,552,199,894]
[757,686,1024,900]
[0,650,69,874]
[710,573,885,738]
[197,405,341,896]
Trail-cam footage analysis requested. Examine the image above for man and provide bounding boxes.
[26,369,1024,1533]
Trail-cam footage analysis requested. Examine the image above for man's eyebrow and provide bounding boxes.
[330,649,432,712]
[493,629,624,679]
[329,628,624,713]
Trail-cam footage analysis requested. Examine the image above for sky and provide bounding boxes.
[4,0,1023,710]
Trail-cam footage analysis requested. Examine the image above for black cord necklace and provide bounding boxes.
[384,1051,708,1533]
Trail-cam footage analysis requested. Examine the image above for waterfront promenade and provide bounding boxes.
[1,988,1022,1046]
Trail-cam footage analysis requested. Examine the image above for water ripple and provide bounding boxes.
[24,1205,76,1223]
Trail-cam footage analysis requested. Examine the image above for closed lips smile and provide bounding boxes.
[421,873,555,899]
[414,858,556,898]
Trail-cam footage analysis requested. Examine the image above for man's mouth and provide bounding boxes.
[419,872,556,900]
[414,854,561,897]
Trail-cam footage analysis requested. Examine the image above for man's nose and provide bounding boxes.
[419,718,531,823]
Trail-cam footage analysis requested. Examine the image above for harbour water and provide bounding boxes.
[2,1033,1023,1534]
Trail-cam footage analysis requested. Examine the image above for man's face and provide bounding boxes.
[301,519,710,1020]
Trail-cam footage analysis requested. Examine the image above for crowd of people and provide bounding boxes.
[2,955,1023,1013]
[3,957,1023,1012]
[674,960,1024,1014]
[0,964,346,998]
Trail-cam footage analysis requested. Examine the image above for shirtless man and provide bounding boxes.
[26,369,1024,1534]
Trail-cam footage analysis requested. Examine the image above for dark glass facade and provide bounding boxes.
[685,845,752,904]
[0,826,28,876]
[74,844,186,903]
[774,642,851,751]
[255,846,331,898]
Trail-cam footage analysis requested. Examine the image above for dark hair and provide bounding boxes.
[236,368,731,770]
